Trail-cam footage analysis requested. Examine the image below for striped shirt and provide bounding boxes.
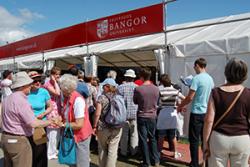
[159,85,183,107]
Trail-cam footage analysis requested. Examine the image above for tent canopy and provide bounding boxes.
[0,12,250,84]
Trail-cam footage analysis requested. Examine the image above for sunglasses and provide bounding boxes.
[33,79,41,83]
[103,84,110,88]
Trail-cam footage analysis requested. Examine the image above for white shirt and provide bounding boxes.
[1,78,12,101]
[64,97,85,121]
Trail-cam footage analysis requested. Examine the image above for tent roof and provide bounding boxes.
[1,12,250,68]
[168,13,250,43]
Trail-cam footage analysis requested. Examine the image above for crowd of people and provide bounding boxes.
[0,57,249,167]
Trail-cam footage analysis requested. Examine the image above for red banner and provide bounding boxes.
[0,23,86,59]
[0,3,164,59]
[87,3,164,43]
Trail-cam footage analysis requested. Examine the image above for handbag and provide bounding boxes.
[58,123,76,165]
[33,127,47,145]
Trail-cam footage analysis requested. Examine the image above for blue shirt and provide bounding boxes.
[190,72,214,114]
[28,88,51,120]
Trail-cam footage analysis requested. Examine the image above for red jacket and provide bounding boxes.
[63,91,93,143]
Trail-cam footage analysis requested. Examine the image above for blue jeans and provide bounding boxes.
[188,113,205,167]
[137,118,159,167]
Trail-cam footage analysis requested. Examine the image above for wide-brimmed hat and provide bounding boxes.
[102,78,118,87]
[28,71,41,78]
[124,69,136,78]
[11,71,33,89]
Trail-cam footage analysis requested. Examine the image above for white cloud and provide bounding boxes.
[0,6,24,27]
[19,8,45,20]
[0,6,45,46]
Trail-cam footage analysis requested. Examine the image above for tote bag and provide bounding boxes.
[58,123,76,165]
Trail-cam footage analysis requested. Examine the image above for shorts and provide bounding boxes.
[157,129,176,141]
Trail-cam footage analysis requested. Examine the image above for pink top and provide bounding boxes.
[43,79,61,128]
[2,91,36,136]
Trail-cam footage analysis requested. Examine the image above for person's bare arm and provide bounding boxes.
[177,89,195,112]
[37,100,53,119]
[203,95,215,159]
[68,118,84,130]
[29,118,52,128]
[47,76,60,96]
[178,92,186,100]
[93,102,102,134]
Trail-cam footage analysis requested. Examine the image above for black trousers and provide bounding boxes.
[188,113,205,167]
[28,135,48,167]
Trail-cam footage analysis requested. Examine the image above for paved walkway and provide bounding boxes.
[0,132,189,167]
[0,148,186,167]
[160,141,203,166]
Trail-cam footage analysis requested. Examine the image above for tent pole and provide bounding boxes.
[85,18,90,73]
[42,51,45,72]
[163,0,176,77]
[163,1,168,76]
[13,57,16,72]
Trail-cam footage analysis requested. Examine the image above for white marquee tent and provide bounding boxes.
[1,12,250,87]
[1,12,250,136]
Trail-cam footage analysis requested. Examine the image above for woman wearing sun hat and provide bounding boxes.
[1,71,55,167]
[93,78,122,167]
[27,71,53,167]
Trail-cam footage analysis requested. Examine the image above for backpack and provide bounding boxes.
[104,94,127,128]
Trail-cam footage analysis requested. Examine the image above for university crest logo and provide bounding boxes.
[97,20,108,39]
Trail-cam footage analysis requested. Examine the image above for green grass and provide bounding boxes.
[178,137,189,144]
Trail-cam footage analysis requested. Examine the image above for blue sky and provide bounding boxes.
[0,0,250,45]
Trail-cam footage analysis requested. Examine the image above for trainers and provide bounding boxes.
[154,162,160,167]
[174,152,182,159]
[48,154,58,160]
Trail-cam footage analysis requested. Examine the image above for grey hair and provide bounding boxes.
[107,70,117,79]
[59,74,78,93]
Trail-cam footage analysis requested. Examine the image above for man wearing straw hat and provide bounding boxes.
[1,71,55,167]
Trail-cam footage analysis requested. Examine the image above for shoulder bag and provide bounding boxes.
[58,123,76,165]
[213,87,244,129]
